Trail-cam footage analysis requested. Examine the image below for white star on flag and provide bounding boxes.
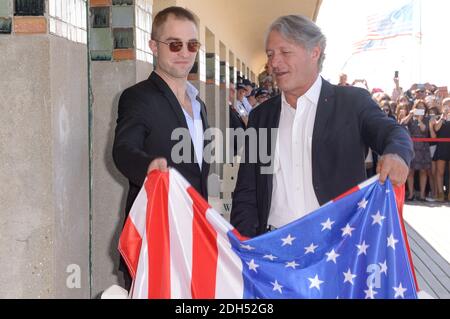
[364,286,378,299]
[304,243,318,254]
[387,234,399,250]
[358,198,369,209]
[281,234,296,246]
[371,211,386,226]
[308,275,324,291]
[246,259,259,273]
[325,249,340,264]
[241,244,255,251]
[343,268,357,285]
[271,280,283,294]
[341,224,355,237]
[285,261,300,269]
[263,254,277,261]
[379,260,388,275]
[356,241,370,256]
[393,283,407,298]
[321,218,335,231]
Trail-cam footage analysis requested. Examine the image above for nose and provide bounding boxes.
[178,44,191,58]
[269,52,282,70]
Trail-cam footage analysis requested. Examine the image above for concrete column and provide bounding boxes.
[0,32,89,299]
[220,45,230,166]
[0,0,90,298]
[89,0,154,297]
[91,60,152,298]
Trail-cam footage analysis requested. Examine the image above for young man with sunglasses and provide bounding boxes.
[112,6,210,291]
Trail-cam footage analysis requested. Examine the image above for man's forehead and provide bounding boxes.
[266,31,300,50]
[159,16,198,38]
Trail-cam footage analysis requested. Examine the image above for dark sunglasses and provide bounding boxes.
[154,39,201,53]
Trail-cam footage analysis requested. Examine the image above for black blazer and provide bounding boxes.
[231,79,414,238]
[113,72,210,217]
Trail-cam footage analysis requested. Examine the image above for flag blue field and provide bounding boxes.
[230,175,418,299]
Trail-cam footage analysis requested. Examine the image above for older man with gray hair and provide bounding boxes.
[231,15,414,238]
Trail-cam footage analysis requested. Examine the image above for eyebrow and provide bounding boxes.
[164,37,198,42]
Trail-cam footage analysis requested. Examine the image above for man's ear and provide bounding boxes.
[149,40,158,57]
[311,46,321,62]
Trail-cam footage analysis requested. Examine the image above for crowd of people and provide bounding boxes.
[229,72,279,129]
[230,71,450,203]
[341,74,450,202]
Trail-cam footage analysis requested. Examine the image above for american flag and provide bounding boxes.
[119,168,418,299]
[353,1,416,54]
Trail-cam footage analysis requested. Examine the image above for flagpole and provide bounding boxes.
[418,0,423,82]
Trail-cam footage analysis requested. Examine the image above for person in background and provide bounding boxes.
[255,88,270,106]
[389,101,398,118]
[247,89,258,108]
[392,75,404,102]
[427,106,440,201]
[380,100,396,120]
[338,73,350,86]
[400,100,431,201]
[433,98,450,201]
[235,83,250,121]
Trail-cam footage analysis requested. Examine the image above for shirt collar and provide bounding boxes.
[281,75,322,107]
[186,81,199,100]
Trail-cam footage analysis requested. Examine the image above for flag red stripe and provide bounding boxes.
[118,217,142,279]
[146,171,171,298]
[333,186,360,202]
[394,184,420,291]
[232,228,250,241]
[187,186,218,299]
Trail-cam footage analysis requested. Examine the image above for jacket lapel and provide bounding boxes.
[312,78,335,156]
[265,95,282,220]
[149,72,189,129]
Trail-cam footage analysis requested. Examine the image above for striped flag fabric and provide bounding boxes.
[353,0,415,54]
[119,168,418,299]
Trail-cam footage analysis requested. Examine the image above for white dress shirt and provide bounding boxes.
[182,82,204,170]
[268,76,322,228]
[242,96,253,114]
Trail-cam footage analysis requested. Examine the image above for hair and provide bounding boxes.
[151,6,198,40]
[266,15,327,72]
[380,100,390,109]
[413,99,428,110]
[396,102,410,119]
[428,106,440,116]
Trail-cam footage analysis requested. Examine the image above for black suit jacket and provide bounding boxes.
[113,72,210,217]
[231,79,413,238]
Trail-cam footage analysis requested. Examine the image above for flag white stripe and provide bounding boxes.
[206,209,244,298]
[168,171,194,299]
[128,179,149,238]
[132,231,149,299]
